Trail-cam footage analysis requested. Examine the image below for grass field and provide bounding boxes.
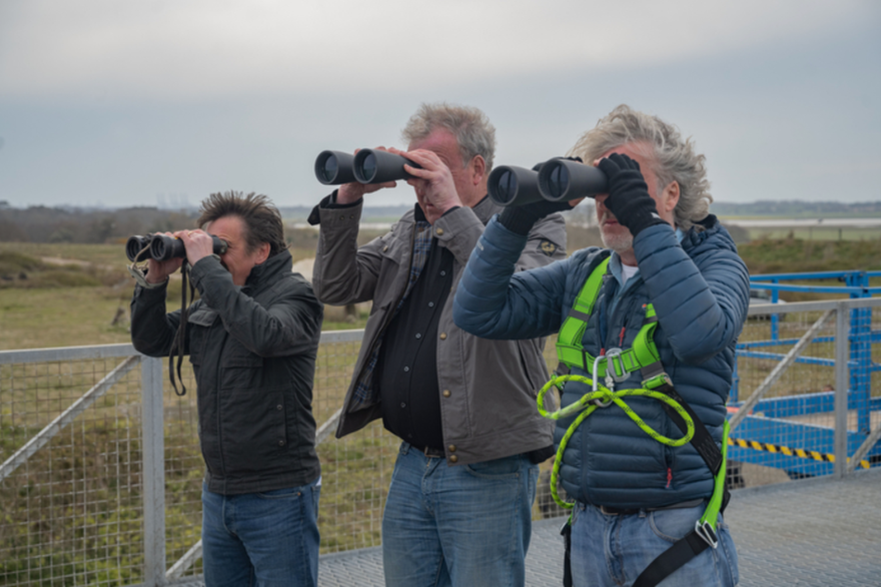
[744,227,881,241]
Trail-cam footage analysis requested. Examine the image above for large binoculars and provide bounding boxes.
[488,158,609,207]
[125,233,228,263]
[314,149,422,185]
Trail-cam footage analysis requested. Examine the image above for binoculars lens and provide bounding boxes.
[125,235,153,262]
[319,154,338,183]
[314,150,357,185]
[357,152,377,183]
[487,165,545,207]
[545,164,569,201]
[495,170,517,204]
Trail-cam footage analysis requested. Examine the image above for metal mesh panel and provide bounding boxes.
[0,355,144,586]
[728,303,881,490]
[161,363,202,579]
[312,336,398,555]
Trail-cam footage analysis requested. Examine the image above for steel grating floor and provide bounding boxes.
[172,467,881,587]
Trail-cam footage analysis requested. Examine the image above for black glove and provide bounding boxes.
[597,153,667,237]
[498,157,583,235]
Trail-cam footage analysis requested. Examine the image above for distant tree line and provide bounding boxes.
[0,205,198,244]
[1,199,876,244]
[710,200,881,218]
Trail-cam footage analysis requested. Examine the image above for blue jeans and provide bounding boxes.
[570,501,739,587]
[382,442,539,587]
[201,477,321,587]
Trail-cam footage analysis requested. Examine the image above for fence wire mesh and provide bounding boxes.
[1,299,879,587]
[728,303,881,489]
[0,356,144,586]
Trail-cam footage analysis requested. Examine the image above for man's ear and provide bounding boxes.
[663,180,680,213]
[470,155,486,186]
[255,242,271,265]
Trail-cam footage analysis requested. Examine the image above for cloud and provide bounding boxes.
[1,0,875,100]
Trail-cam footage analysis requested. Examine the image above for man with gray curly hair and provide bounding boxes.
[310,103,566,586]
[454,105,748,586]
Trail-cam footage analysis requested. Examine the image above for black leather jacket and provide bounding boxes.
[131,250,323,494]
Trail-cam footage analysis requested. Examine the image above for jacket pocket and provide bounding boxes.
[221,387,288,476]
[187,307,218,365]
[220,350,263,389]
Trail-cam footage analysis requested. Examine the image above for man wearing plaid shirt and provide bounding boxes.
[309,103,566,587]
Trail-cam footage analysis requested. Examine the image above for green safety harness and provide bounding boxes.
[538,256,730,587]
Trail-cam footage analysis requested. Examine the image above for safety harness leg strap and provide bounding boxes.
[632,530,712,587]
[632,420,730,587]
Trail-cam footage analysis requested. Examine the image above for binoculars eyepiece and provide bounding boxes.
[314,149,422,185]
[488,158,609,207]
[125,234,228,262]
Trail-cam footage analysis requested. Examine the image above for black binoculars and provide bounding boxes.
[315,149,422,185]
[125,233,228,263]
[488,158,609,207]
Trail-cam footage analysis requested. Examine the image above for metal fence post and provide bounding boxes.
[834,304,849,478]
[141,356,167,586]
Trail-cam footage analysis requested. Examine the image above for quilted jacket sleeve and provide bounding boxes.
[453,215,571,341]
[634,223,749,364]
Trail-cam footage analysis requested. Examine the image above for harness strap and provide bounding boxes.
[168,261,193,397]
[632,421,730,587]
[632,529,712,587]
[654,382,724,476]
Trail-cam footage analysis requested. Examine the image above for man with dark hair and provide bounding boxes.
[310,103,567,587]
[454,105,747,587]
[131,191,324,587]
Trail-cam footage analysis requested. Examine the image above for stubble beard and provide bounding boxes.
[599,212,634,254]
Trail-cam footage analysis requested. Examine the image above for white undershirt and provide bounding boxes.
[621,263,639,285]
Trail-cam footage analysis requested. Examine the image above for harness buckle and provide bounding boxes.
[604,348,630,383]
[695,520,719,549]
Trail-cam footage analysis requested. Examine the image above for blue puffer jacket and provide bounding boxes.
[453,215,749,509]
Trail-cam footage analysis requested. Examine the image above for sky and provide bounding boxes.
[0,0,879,209]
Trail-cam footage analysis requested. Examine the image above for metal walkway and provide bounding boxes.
[173,468,881,586]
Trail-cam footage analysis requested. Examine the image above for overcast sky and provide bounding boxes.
[0,0,879,209]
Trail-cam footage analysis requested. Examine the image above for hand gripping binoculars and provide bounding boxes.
[488,158,609,207]
[314,149,422,185]
[125,233,228,263]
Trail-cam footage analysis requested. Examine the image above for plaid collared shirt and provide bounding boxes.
[352,218,433,404]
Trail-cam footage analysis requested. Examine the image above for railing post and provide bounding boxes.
[834,304,850,478]
[141,356,167,586]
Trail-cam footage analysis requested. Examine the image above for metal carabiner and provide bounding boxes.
[591,354,613,407]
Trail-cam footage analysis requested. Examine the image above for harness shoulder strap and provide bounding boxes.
[557,256,610,351]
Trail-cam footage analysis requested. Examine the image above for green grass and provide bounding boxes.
[745,227,881,241]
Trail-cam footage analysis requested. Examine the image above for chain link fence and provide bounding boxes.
[1,297,879,586]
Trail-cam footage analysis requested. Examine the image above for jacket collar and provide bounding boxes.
[472,195,500,226]
[244,249,292,293]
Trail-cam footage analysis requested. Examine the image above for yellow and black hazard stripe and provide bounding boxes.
[727,436,870,469]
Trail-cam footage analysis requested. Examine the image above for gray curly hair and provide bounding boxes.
[401,103,496,172]
[568,105,712,231]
